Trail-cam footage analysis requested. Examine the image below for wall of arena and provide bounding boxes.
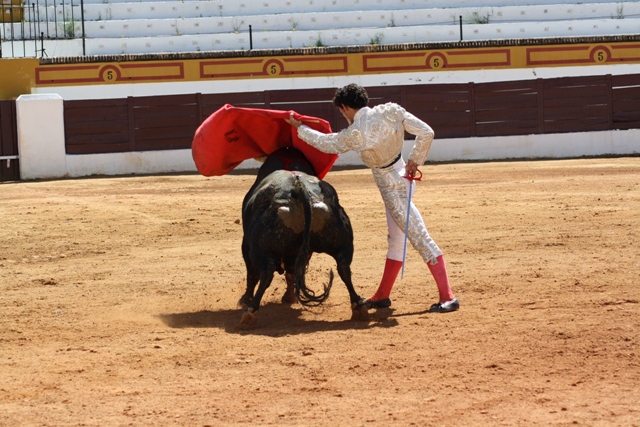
[1,37,640,180]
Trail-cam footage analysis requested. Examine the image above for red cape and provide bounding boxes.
[192,104,337,179]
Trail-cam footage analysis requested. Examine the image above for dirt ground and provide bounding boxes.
[1,157,639,426]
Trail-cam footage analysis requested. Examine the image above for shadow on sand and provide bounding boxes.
[157,302,403,336]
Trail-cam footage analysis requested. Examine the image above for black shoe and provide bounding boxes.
[365,298,392,309]
[429,298,459,313]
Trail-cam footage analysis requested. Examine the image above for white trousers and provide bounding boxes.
[371,158,442,264]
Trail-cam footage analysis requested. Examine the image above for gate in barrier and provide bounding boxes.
[0,100,20,182]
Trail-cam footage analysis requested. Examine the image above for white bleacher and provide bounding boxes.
[85,18,640,57]
[2,0,639,56]
[73,0,635,14]
[78,3,640,37]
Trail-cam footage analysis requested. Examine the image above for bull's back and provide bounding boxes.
[242,171,310,250]
[277,172,353,255]
[243,170,351,249]
[268,171,347,235]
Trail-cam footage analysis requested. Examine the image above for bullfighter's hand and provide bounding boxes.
[405,160,419,178]
[285,113,302,128]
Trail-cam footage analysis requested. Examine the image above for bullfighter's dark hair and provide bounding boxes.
[333,83,369,109]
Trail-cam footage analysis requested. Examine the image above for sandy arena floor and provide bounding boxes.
[1,157,639,426]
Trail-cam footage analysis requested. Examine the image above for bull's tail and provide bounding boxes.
[293,175,333,306]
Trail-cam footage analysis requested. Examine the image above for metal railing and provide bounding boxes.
[1,0,85,58]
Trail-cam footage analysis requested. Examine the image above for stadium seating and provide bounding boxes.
[2,0,639,56]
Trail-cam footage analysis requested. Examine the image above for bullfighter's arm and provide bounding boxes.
[297,125,364,155]
[402,110,434,167]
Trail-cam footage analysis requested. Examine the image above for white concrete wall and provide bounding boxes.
[16,94,68,180]
[0,39,84,59]
[23,123,640,180]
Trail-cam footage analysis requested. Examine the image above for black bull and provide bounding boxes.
[238,147,368,327]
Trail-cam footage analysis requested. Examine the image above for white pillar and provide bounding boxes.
[16,94,67,180]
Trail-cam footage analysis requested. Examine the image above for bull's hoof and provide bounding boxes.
[239,308,258,329]
[351,299,370,321]
[281,292,297,305]
[283,273,297,304]
[238,295,252,309]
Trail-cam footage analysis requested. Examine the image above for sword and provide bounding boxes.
[401,169,422,279]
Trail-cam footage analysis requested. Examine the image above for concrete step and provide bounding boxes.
[80,18,640,55]
[74,0,633,11]
[5,2,638,40]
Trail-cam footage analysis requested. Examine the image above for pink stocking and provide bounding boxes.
[427,255,455,302]
[369,258,403,301]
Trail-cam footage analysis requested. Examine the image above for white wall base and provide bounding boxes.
[428,130,640,163]
[65,149,199,177]
[63,128,638,178]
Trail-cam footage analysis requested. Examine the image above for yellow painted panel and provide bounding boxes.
[0,58,38,99]
[2,1,22,23]
[2,41,639,99]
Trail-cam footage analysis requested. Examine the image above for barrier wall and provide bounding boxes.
[15,92,639,180]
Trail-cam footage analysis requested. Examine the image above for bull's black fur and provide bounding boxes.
[239,147,366,326]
